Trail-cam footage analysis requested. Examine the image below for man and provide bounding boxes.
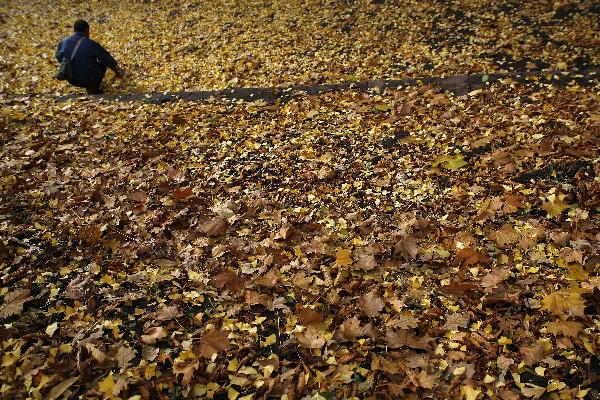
[55,20,123,94]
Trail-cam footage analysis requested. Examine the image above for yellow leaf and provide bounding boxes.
[47,376,79,400]
[98,373,115,398]
[46,322,58,337]
[335,248,353,267]
[261,334,276,347]
[541,200,572,218]
[541,291,585,315]
[461,385,482,400]
[433,155,467,170]
[228,388,239,400]
[544,319,583,338]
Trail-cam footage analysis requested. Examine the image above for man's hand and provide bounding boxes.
[113,66,125,78]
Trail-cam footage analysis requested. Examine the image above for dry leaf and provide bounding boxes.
[141,326,168,345]
[199,329,232,358]
[359,291,385,318]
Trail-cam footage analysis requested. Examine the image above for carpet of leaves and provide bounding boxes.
[1,0,599,93]
[1,76,600,399]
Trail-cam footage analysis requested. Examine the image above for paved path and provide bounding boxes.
[2,67,599,104]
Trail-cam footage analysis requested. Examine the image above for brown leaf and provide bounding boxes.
[456,248,490,266]
[297,305,324,326]
[142,345,159,361]
[115,346,136,371]
[386,313,419,329]
[255,270,279,288]
[354,250,378,271]
[141,326,168,345]
[294,326,326,349]
[173,360,199,385]
[46,376,79,400]
[84,343,107,363]
[335,317,363,342]
[443,312,470,330]
[199,329,232,358]
[131,190,148,203]
[173,187,193,202]
[384,329,432,350]
[154,305,180,321]
[212,270,245,292]
[359,291,385,318]
[492,224,520,247]
[0,289,33,318]
[394,235,418,260]
[519,343,544,366]
[201,217,228,237]
[480,269,510,291]
[545,319,583,338]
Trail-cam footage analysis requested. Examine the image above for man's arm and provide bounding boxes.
[55,40,64,62]
[92,41,118,70]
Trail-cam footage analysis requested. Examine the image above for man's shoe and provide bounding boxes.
[86,87,104,95]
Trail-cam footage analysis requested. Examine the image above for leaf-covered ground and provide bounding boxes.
[2,76,600,399]
[1,0,599,93]
[2,1,600,400]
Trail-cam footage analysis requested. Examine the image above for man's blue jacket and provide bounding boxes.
[55,32,117,88]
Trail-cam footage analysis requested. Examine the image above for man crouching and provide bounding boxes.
[55,19,123,94]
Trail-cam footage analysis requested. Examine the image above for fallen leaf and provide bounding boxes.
[141,326,168,345]
[359,291,385,318]
[201,217,228,237]
[116,346,136,371]
[0,289,33,318]
[199,329,232,358]
[295,326,326,348]
[173,360,199,385]
[544,319,583,338]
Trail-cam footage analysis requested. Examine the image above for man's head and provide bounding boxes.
[73,20,90,37]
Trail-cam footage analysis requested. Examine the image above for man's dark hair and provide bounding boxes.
[74,19,90,33]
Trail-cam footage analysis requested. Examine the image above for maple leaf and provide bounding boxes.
[173,187,193,201]
[335,248,353,267]
[384,329,432,350]
[386,313,419,329]
[295,326,326,349]
[394,235,418,260]
[541,200,571,218]
[173,360,199,385]
[0,289,33,318]
[443,312,470,330]
[85,343,107,363]
[359,291,385,318]
[201,217,228,237]
[296,305,324,326]
[492,224,520,247]
[456,248,490,266]
[254,270,279,288]
[154,305,180,321]
[141,326,168,345]
[116,346,136,371]
[519,343,544,366]
[480,268,510,291]
[541,290,585,316]
[199,329,232,358]
[354,250,377,271]
[544,319,583,338]
[335,317,363,342]
[212,270,245,292]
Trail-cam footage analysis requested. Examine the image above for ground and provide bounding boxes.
[1,1,600,400]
